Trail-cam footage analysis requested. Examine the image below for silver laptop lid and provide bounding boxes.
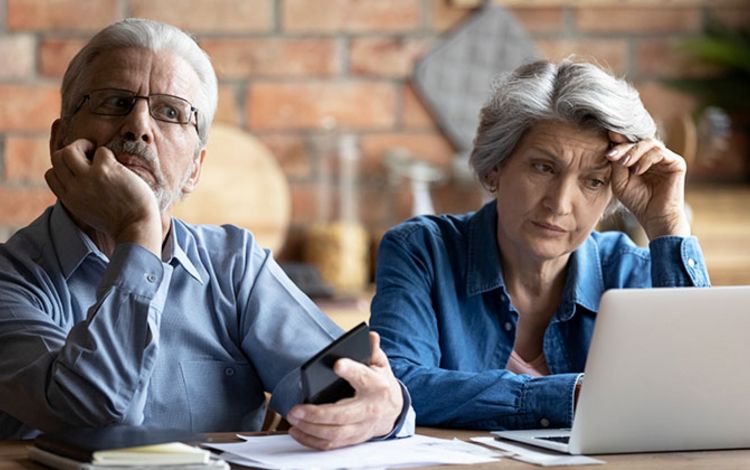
[570,286,750,454]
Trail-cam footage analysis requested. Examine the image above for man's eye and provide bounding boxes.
[154,105,180,121]
[101,96,132,110]
[532,162,554,174]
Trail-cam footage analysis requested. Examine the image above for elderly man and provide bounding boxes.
[0,18,412,448]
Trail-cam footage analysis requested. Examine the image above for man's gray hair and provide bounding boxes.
[60,18,218,146]
[470,59,656,191]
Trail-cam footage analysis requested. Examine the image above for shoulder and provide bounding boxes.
[382,211,474,247]
[172,218,270,267]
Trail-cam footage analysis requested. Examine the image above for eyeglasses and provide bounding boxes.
[74,88,200,134]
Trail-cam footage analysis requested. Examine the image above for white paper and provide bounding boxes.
[470,437,605,467]
[203,434,501,469]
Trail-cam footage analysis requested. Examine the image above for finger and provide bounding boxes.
[63,139,97,173]
[50,149,75,181]
[288,399,365,426]
[289,426,359,451]
[631,146,664,176]
[289,418,364,444]
[368,332,391,370]
[334,357,376,391]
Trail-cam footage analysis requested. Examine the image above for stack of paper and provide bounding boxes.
[204,433,502,469]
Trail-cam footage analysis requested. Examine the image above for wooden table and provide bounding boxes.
[3,428,750,469]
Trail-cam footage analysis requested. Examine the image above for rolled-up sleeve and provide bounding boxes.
[649,236,710,287]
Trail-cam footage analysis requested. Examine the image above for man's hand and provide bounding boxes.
[287,332,403,450]
[45,139,162,255]
[606,132,691,240]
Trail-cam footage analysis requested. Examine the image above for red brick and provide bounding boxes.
[536,38,628,75]
[283,0,421,33]
[213,85,242,127]
[201,38,338,79]
[0,187,55,226]
[349,37,430,78]
[635,38,721,79]
[359,131,454,175]
[4,136,50,184]
[402,84,436,130]
[0,35,35,79]
[7,0,118,31]
[247,82,397,131]
[709,7,750,29]
[129,0,272,33]
[635,80,697,126]
[256,134,313,181]
[0,85,60,132]
[430,0,473,32]
[575,7,702,33]
[39,38,87,78]
[508,7,565,34]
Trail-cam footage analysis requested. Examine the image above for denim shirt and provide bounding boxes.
[370,201,710,430]
[0,202,413,439]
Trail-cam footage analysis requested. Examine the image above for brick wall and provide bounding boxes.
[1,0,748,255]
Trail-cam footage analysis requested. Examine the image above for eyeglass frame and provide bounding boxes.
[72,87,200,137]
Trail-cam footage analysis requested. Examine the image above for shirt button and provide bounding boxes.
[224,367,235,377]
[540,418,550,428]
[687,258,696,268]
[500,294,507,303]
[504,322,513,331]
[145,273,157,283]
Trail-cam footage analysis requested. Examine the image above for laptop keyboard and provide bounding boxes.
[537,436,570,444]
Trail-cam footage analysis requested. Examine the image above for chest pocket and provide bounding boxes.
[179,360,265,432]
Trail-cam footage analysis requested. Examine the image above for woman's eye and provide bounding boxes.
[588,178,607,189]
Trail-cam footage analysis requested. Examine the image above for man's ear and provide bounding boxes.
[182,147,207,195]
[49,119,66,154]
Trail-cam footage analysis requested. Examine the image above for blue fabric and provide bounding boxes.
[370,201,710,430]
[0,202,413,439]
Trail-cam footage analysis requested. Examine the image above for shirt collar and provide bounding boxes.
[465,200,605,315]
[165,219,204,284]
[466,201,507,296]
[51,201,106,280]
[51,201,203,284]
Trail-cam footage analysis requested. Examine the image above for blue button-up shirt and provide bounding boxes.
[0,203,413,439]
[370,201,710,430]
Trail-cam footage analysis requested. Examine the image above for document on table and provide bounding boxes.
[203,433,501,469]
[470,437,605,467]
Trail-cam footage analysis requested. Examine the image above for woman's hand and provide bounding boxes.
[606,132,691,240]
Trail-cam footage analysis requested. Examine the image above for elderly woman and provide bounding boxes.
[369,59,711,431]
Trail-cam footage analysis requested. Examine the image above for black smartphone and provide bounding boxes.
[301,322,370,405]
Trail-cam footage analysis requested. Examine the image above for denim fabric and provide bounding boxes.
[371,201,710,430]
[0,202,413,439]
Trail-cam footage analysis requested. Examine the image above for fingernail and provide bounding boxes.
[287,415,298,426]
[606,148,618,158]
[289,408,304,420]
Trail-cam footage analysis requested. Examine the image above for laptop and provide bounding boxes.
[493,286,750,455]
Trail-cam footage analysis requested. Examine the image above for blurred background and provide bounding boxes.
[0,0,749,308]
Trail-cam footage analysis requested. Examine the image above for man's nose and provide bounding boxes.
[120,98,153,144]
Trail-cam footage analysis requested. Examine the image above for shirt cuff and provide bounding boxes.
[520,373,580,429]
[649,236,710,286]
[372,381,415,440]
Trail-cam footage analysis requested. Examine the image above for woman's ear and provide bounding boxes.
[485,166,500,193]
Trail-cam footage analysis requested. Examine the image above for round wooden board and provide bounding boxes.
[172,123,291,253]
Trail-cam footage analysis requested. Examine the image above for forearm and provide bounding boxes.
[395,361,579,430]
[0,244,171,432]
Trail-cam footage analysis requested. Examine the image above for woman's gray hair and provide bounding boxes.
[60,18,218,147]
[470,59,656,192]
